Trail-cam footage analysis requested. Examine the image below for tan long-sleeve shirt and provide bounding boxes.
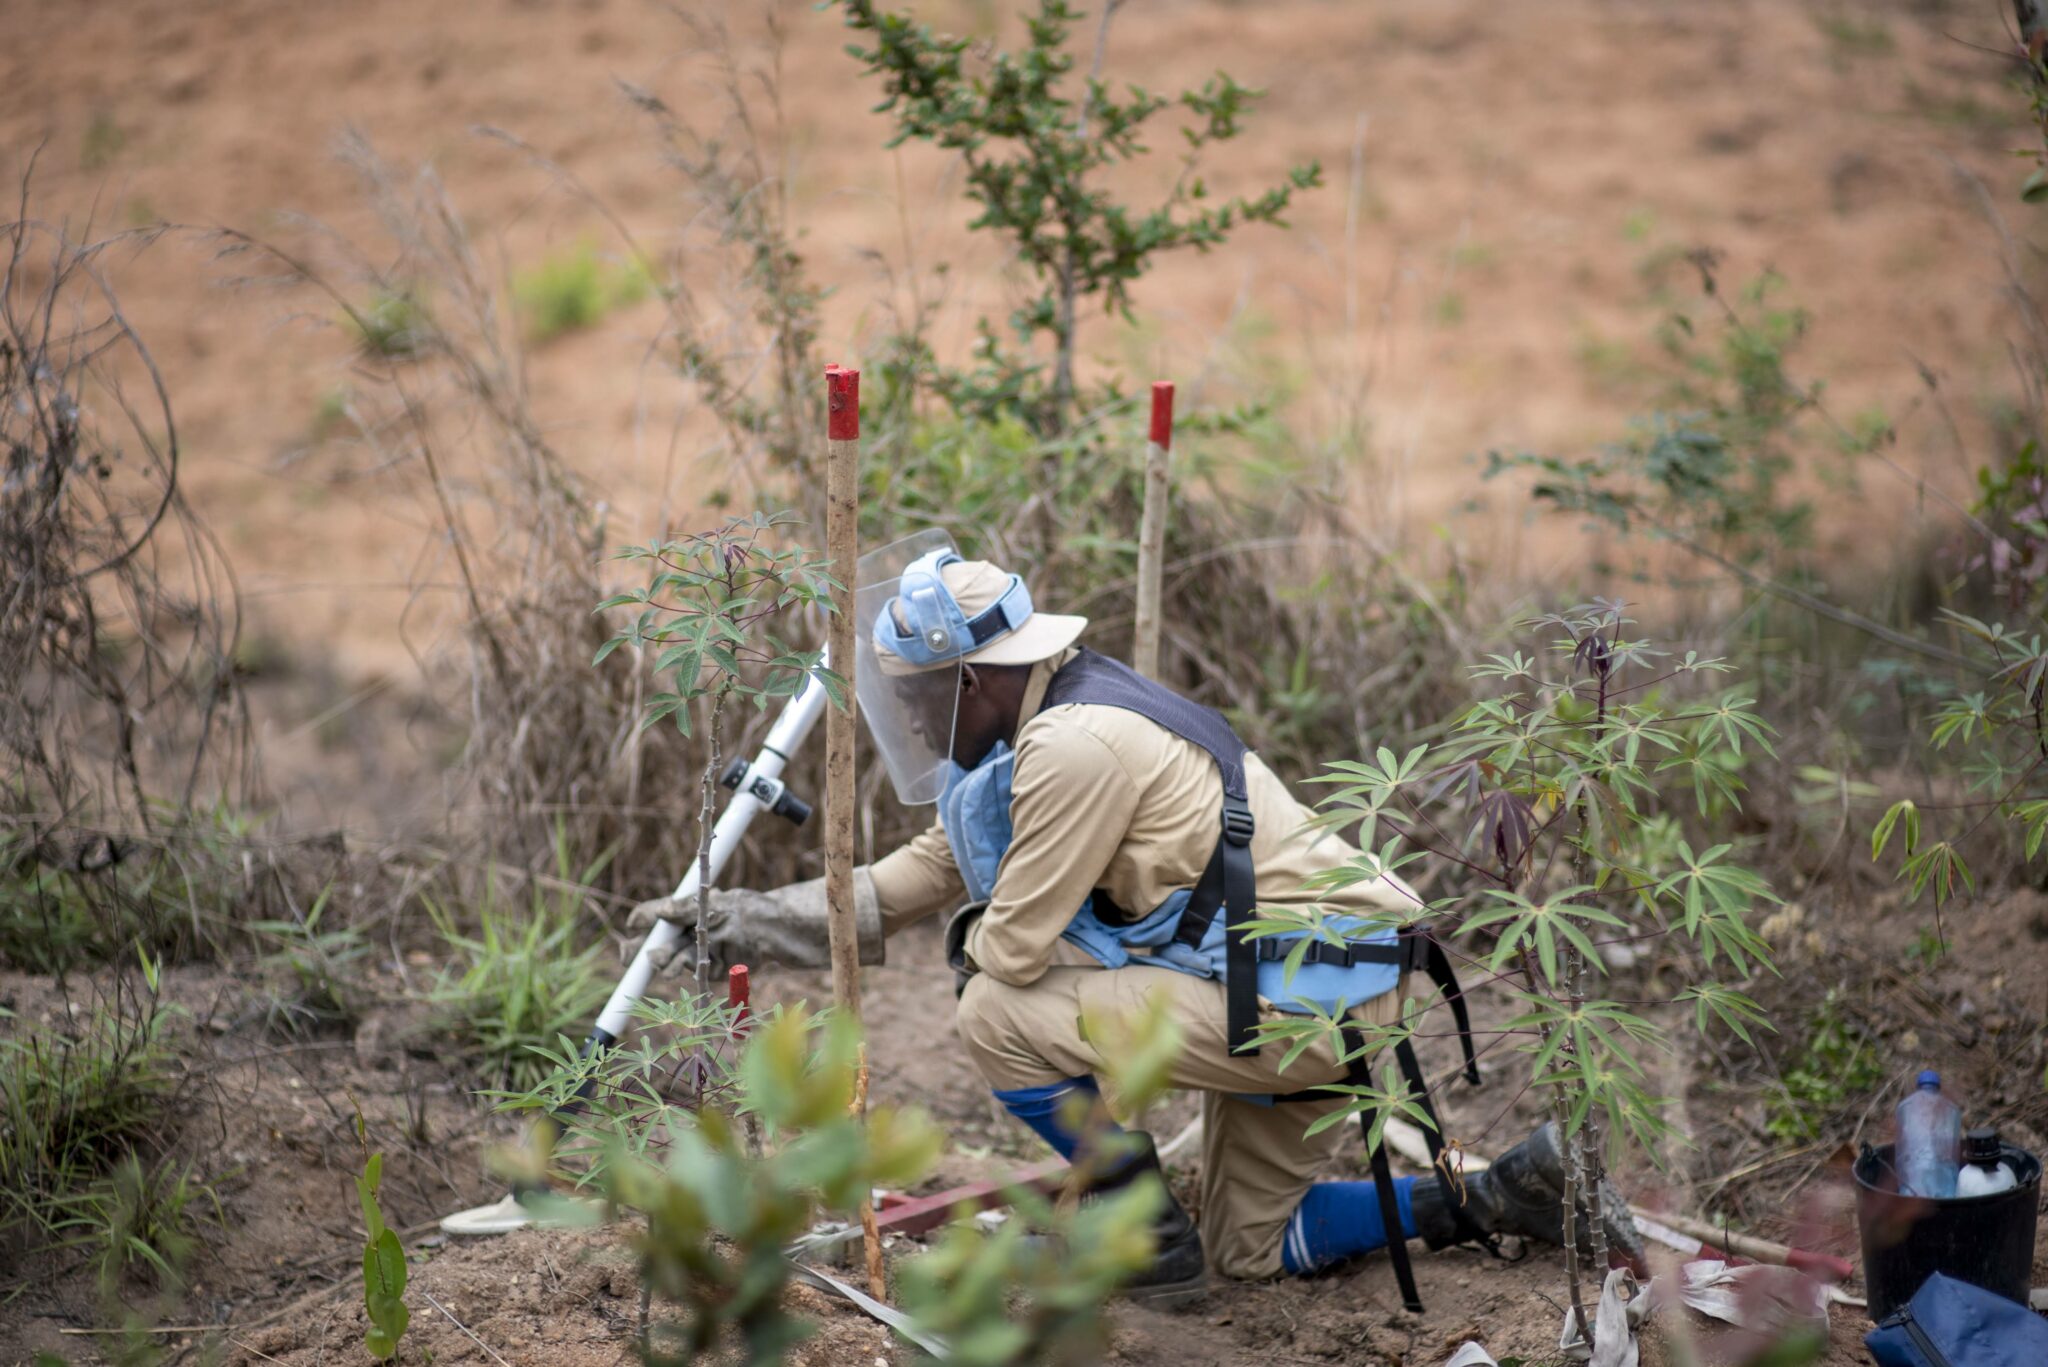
[867,650,1416,986]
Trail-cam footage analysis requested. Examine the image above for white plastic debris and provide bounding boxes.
[440,1191,599,1236]
[1677,1260,1829,1338]
[1445,1343,1500,1367]
[441,1193,534,1236]
[1559,1269,1645,1367]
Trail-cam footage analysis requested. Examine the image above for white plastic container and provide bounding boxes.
[1956,1127,2019,1197]
[1895,1070,1960,1198]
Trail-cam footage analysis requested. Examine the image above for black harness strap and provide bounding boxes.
[1366,1132,1418,1312]
[1168,793,1260,1055]
[1219,795,1259,1055]
[1035,651,1492,1310]
[1355,1031,1495,1313]
[1249,929,1478,1083]
[1421,933,1483,1087]
[1041,649,1262,1055]
[1265,929,1487,1314]
[1266,927,1480,1091]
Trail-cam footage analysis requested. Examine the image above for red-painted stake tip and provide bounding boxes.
[1149,380,1175,450]
[727,963,751,1011]
[826,365,861,441]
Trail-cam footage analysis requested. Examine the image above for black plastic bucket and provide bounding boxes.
[1853,1139,2041,1320]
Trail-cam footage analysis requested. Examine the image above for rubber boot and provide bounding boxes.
[1052,1131,1208,1302]
[1410,1121,1644,1268]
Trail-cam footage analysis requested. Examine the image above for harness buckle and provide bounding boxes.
[1220,803,1256,848]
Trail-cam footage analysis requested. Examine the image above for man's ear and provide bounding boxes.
[959,664,980,697]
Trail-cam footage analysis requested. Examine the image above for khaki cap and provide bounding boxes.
[877,558,1087,674]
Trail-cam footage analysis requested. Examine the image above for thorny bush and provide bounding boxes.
[834,0,1321,439]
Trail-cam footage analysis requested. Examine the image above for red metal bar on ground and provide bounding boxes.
[1650,1210,1855,1282]
[871,1161,1071,1238]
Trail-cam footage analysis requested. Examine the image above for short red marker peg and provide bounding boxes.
[727,963,751,1030]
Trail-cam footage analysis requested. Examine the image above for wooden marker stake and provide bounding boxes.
[1132,380,1175,680]
[822,364,885,1301]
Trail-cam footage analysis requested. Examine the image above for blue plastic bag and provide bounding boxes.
[1865,1272,2048,1366]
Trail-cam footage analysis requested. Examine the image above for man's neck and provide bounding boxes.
[1015,646,1083,732]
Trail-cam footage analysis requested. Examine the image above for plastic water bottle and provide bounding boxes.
[1895,1070,1961,1198]
[1955,1127,2018,1198]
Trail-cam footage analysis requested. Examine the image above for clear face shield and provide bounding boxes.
[854,529,964,806]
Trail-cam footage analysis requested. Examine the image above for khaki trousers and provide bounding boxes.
[955,962,1406,1280]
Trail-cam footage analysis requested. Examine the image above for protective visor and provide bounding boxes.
[855,530,965,805]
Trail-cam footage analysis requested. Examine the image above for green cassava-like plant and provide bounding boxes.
[496,994,1177,1365]
[356,1153,410,1362]
[1869,610,2048,916]
[598,512,843,1000]
[522,1008,940,1366]
[1247,601,1779,1348]
[832,0,1321,437]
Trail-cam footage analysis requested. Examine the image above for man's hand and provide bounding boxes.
[620,893,698,974]
[619,893,704,975]
[943,899,986,998]
[624,892,697,936]
[618,872,886,977]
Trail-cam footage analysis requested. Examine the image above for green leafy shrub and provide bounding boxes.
[514,240,651,343]
[834,0,1320,436]
[896,992,1180,1366]
[897,1180,1161,1366]
[1488,265,1825,586]
[583,1009,943,1365]
[1764,988,1883,1143]
[498,991,1174,1365]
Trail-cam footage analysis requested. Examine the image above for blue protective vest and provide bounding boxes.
[942,650,1484,1320]
[937,652,1401,1019]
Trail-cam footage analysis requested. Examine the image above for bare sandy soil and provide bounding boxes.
[6,882,2043,1366]
[6,2,2048,1363]
[2,0,2041,710]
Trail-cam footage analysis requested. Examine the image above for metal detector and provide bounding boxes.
[438,656,834,1236]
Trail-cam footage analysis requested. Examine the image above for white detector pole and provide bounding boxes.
[591,659,833,1041]
[440,654,833,1237]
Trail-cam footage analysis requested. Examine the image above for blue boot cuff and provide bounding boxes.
[991,1077,1108,1162]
